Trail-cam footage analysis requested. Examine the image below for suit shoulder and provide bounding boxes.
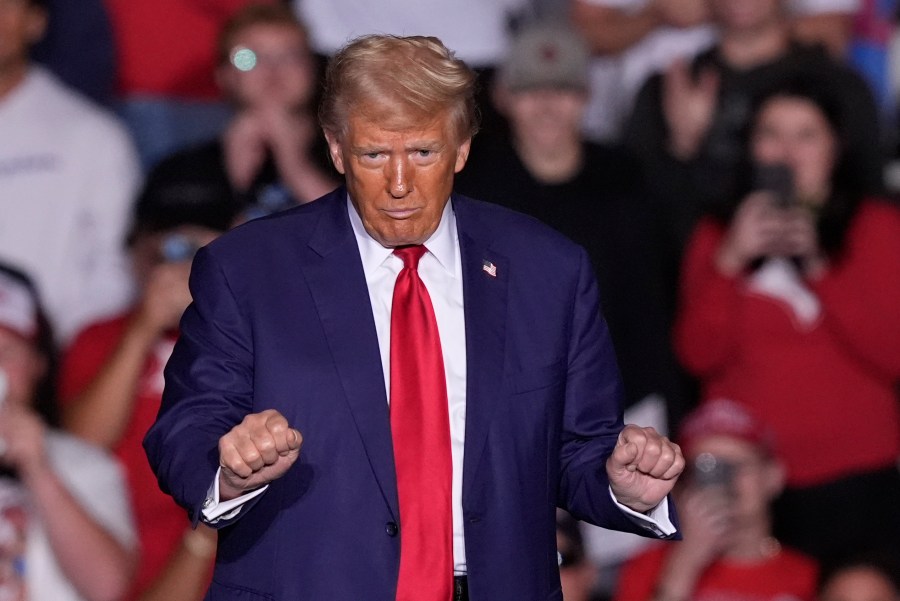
[454,194,590,274]
[205,189,341,259]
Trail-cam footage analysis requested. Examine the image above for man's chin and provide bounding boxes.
[367,224,433,248]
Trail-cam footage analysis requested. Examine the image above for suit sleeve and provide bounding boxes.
[143,247,256,525]
[557,247,677,536]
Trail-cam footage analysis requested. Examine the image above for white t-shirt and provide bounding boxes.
[293,0,529,67]
[581,0,861,141]
[0,67,140,344]
[0,432,136,601]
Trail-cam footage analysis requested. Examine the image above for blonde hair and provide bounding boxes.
[319,34,479,142]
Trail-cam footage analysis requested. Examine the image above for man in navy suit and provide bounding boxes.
[144,34,684,601]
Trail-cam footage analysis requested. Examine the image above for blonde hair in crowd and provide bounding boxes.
[318,34,480,142]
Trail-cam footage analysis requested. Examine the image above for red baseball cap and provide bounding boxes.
[678,398,777,456]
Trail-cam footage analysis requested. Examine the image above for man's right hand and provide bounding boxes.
[217,409,303,501]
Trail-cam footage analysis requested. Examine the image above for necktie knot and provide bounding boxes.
[393,245,427,270]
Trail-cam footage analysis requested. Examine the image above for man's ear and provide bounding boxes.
[454,137,472,173]
[324,130,346,174]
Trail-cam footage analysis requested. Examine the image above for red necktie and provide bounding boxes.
[390,245,453,601]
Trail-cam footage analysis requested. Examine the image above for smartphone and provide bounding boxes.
[753,162,794,209]
[691,452,735,490]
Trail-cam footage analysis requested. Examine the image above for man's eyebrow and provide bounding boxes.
[350,144,388,154]
[406,140,445,151]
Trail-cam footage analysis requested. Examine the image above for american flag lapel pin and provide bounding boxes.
[482,259,497,278]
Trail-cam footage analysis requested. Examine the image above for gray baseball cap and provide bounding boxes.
[500,22,590,93]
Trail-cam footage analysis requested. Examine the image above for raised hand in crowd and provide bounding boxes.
[222,104,329,202]
[662,59,719,161]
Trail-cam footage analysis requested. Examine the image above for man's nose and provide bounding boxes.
[387,156,412,198]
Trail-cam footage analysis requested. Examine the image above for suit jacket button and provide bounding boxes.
[385,522,399,537]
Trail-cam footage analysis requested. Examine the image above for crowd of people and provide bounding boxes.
[1,0,899,599]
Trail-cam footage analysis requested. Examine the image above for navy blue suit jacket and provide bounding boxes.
[144,188,676,600]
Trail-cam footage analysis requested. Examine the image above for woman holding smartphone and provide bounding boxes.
[673,75,900,563]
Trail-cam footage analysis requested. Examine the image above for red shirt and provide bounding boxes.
[674,200,900,486]
[103,0,269,98]
[60,313,188,600]
[615,542,818,601]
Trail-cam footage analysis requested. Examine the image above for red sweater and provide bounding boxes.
[103,0,269,98]
[674,200,900,486]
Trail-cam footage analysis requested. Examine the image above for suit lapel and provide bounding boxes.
[303,191,399,520]
[454,197,509,500]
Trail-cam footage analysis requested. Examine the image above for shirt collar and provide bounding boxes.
[347,195,459,277]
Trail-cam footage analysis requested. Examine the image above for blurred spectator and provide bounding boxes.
[571,0,716,143]
[58,181,238,600]
[673,75,900,562]
[557,510,604,601]
[624,0,881,296]
[292,0,533,137]
[0,0,141,345]
[615,399,819,601]
[818,551,900,601]
[30,0,116,106]
[571,0,861,143]
[146,3,338,223]
[457,22,680,425]
[293,0,530,69]
[104,0,275,170]
[0,263,136,601]
[848,0,898,134]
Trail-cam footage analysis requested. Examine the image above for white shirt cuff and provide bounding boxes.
[201,467,269,523]
[609,486,677,537]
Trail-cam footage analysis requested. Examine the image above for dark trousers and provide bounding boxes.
[454,576,469,601]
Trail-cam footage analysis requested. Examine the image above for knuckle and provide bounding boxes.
[243,449,262,465]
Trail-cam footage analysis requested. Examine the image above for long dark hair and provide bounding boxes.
[0,262,60,428]
[730,75,867,258]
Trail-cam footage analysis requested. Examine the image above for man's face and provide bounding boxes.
[0,0,46,74]
[709,0,782,31]
[218,23,314,110]
[500,87,587,149]
[686,435,782,524]
[325,108,471,248]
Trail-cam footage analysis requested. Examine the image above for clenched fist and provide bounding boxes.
[218,409,303,501]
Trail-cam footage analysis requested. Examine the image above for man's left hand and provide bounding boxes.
[606,425,684,513]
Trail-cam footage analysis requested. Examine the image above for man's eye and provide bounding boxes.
[364,152,381,159]
[417,150,432,157]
